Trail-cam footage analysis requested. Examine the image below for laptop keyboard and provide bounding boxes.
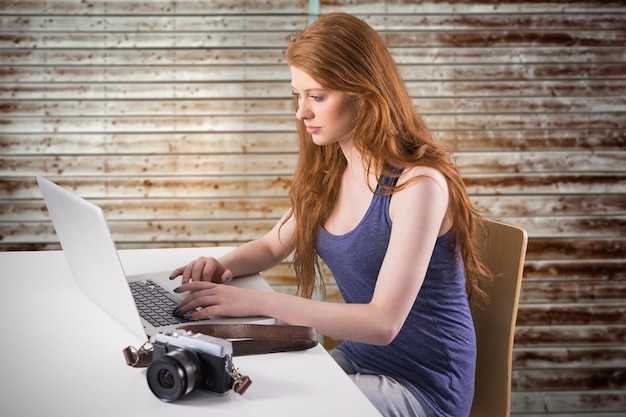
[129,279,184,327]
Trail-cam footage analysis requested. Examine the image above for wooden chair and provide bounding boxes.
[469,219,528,417]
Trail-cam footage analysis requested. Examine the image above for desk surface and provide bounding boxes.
[0,248,381,417]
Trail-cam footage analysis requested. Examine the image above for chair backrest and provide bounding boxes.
[469,219,528,417]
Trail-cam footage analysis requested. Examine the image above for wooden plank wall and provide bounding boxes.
[1,0,625,415]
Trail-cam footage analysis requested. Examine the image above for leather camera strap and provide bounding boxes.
[123,323,318,368]
[178,323,319,356]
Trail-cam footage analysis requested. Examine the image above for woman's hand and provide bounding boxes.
[169,256,233,285]
[173,281,262,321]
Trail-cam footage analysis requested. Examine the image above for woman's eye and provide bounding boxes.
[310,95,323,102]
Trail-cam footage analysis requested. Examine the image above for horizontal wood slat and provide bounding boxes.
[2,63,624,82]
[2,46,626,66]
[2,130,624,153]
[2,152,624,175]
[3,80,626,99]
[2,97,625,117]
[1,113,624,133]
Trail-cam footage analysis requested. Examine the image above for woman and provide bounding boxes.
[170,13,489,417]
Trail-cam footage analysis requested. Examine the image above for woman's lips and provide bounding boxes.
[306,126,321,135]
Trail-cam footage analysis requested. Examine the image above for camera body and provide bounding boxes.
[147,329,234,402]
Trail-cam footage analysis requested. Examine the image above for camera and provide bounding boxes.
[146,329,234,402]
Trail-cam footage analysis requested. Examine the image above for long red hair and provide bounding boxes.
[285,13,489,300]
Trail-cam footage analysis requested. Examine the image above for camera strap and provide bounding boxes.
[123,323,318,368]
[178,323,319,356]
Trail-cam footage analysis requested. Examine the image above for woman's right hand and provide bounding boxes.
[169,256,233,285]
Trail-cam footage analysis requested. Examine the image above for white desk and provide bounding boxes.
[0,248,381,417]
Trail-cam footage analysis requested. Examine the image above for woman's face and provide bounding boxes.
[290,66,355,146]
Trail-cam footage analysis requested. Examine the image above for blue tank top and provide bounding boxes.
[316,175,476,417]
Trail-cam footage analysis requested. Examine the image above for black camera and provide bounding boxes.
[146,330,234,402]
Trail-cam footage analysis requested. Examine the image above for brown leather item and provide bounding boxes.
[123,324,318,368]
[178,323,319,356]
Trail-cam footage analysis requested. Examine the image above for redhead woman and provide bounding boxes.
[170,13,489,417]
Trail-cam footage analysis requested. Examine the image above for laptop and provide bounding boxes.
[37,176,276,340]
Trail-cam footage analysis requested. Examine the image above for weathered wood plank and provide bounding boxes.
[464,173,626,194]
[1,152,623,177]
[1,0,622,15]
[512,346,626,369]
[365,13,626,31]
[0,198,290,221]
[0,82,292,100]
[0,15,309,32]
[2,46,625,66]
[2,29,625,49]
[526,238,626,260]
[438,129,626,152]
[524,260,626,280]
[1,219,279,244]
[0,176,293,198]
[472,195,626,217]
[2,63,623,83]
[0,49,288,66]
[1,130,625,155]
[519,280,626,303]
[323,0,626,14]
[0,133,299,154]
[0,154,297,176]
[2,96,624,117]
[3,80,625,100]
[3,13,624,33]
[407,79,626,98]
[4,194,625,221]
[511,368,626,391]
[3,195,624,223]
[0,0,309,15]
[1,175,624,199]
[517,303,626,326]
[0,65,292,83]
[0,32,294,49]
[382,30,626,48]
[1,113,624,133]
[511,413,626,417]
[3,223,626,257]
[510,391,626,413]
[0,115,296,132]
[0,99,294,116]
[514,324,626,346]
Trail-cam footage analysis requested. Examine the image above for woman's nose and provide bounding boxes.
[296,102,311,120]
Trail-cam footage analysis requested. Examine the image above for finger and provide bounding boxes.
[199,258,220,282]
[183,258,206,284]
[169,266,185,280]
[181,263,194,284]
[176,291,219,319]
[175,282,217,308]
[221,269,233,284]
[184,305,220,322]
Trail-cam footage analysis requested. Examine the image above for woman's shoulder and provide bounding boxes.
[395,165,448,190]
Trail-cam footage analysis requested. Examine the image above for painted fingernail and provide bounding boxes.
[224,275,231,283]
[173,286,180,293]
[172,307,181,316]
[183,313,193,322]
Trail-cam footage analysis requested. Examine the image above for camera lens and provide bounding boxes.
[157,369,175,389]
[147,349,201,402]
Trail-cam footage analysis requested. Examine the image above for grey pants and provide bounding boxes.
[331,349,436,417]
